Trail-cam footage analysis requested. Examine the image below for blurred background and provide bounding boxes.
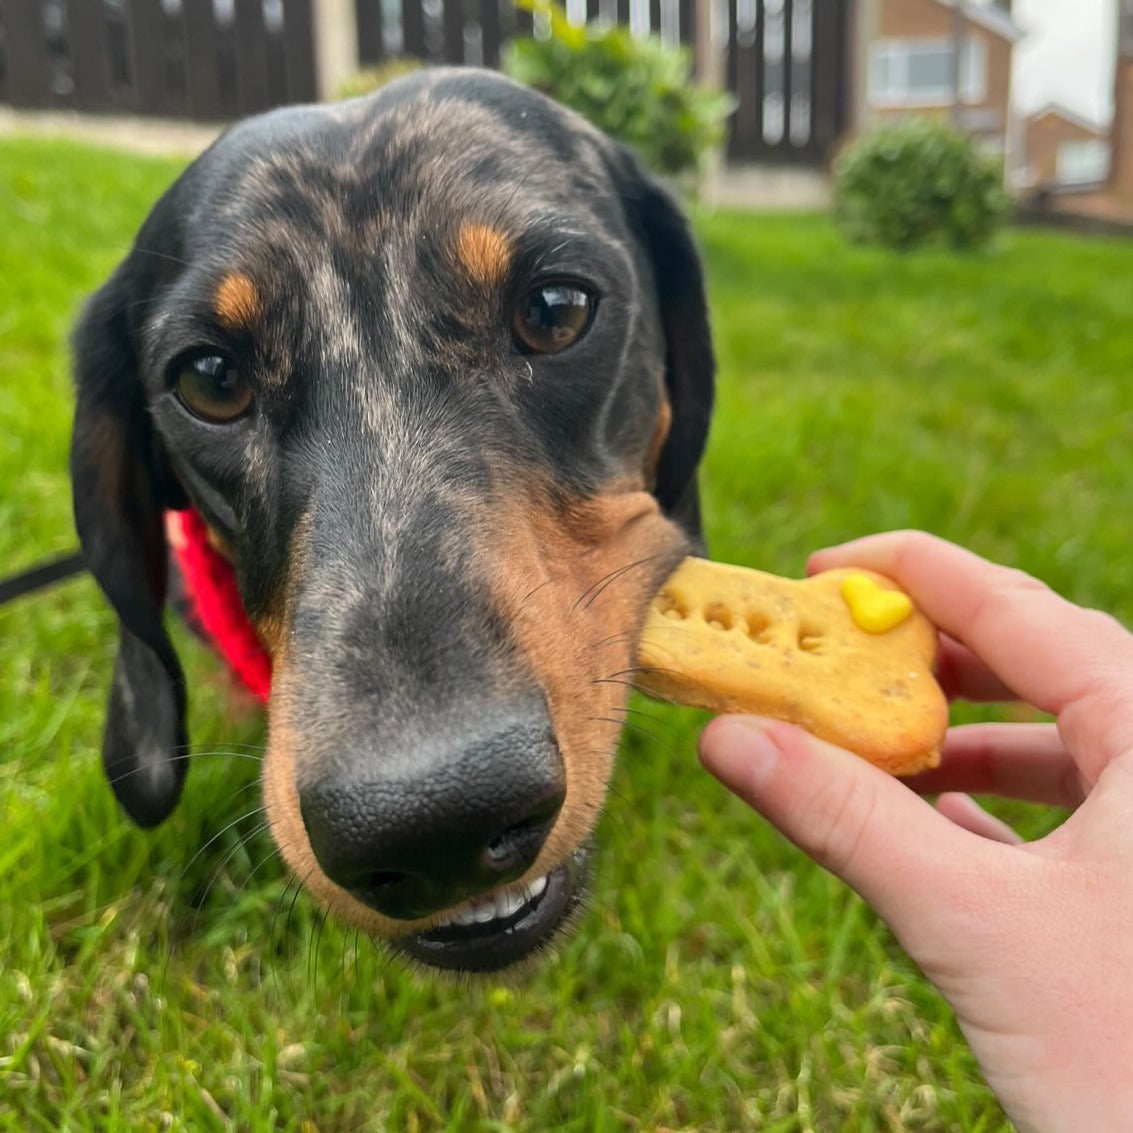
[2,3,1131,1131]
[1,0,1131,221]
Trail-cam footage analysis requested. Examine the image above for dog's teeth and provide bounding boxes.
[495,889,523,919]
[436,874,550,931]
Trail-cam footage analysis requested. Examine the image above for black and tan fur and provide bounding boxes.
[71,69,714,972]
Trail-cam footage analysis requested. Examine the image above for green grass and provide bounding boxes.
[2,135,1131,1132]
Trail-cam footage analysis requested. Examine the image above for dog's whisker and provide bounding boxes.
[582,553,667,612]
[500,162,540,218]
[573,554,662,613]
[269,876,298,944]
[591,675,642,691]
[592,716,678,757]
[283,863,319,999]
[268,874,301,999]
[187,749,265,761]
[104,749,265,790]
[179,806,268,905]
[266,875,299,1004]
[192,818,273,926]
[132,245,191,268]
[589,629,640,651]
[519,573,560,609]
[339,930,350,983]
[603,662,685,682]
[215,777,267,812]
[618,701,668,721]
[603,702,671,729]
[308,906,330,993]
[159,802,265,992]
[192,742,266,755]
[234,840,286,909]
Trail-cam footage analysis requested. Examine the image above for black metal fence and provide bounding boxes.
[726,0,850,164]
[0,0,851,165]
[354,0,695,70]
[0,0,317,120]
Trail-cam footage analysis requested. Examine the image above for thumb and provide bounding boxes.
[699,716,988,934]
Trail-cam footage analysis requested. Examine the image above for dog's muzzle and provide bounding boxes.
[296,701,582,970]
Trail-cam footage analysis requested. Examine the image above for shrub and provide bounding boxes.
[833,118,1008,251]
[503,0,734,180]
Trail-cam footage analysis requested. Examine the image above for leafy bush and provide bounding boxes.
[503,0,733,179]
[336,57,424,101]
[833,118,1008,251]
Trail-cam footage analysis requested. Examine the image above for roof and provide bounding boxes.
[928,0,1026,44]
[1026,102,1108,136]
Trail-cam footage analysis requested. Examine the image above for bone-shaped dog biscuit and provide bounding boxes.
[635,559,948,775]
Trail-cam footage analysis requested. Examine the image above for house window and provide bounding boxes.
[869,38,988,107]
[1056,139,1110,185]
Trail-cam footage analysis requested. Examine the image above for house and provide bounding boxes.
[1012,0,1133,227]
[1112,0,1133,199]
[1018,104,1110,192]
[856,0,1024,158]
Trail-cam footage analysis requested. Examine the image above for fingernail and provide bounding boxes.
[699,716,781,793]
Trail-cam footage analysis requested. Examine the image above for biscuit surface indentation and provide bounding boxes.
[635,559,948,775]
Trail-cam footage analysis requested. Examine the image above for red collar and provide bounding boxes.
[165,509,272,704]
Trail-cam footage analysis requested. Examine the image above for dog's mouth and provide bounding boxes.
[395,848,588,972]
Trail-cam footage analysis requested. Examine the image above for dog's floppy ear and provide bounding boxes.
[615,151,715,549]
[71,257,189,828]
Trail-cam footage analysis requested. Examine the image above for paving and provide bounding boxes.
[0,106,834,210]
[0,107,223,158]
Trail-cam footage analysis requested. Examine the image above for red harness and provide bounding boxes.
[165,509,273,704]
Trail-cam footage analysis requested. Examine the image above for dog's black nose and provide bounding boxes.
[298,713,566,920]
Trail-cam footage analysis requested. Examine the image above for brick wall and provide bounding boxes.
[1113,2,1133,197]
[1024,110,1107,187]
[869,0,1013,151]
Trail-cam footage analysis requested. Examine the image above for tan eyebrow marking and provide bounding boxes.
[214,272,260,330]
[455,222,512,286]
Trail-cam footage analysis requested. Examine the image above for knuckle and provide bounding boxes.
[807,773,879,879]
[890,530,938,576]
[964,566,1050,630]
[999,566,1051,595]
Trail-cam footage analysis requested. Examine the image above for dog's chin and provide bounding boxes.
[394,847,589,973]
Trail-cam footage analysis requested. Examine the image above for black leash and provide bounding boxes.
[0,550,87,607]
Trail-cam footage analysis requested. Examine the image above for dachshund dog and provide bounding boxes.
[70,68,714,972]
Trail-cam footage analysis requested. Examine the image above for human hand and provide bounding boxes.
[698,531,1133,1133]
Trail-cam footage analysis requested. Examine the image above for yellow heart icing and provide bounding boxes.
[841,573,913,634]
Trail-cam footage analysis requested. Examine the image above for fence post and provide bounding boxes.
[848,0,876,137]
[310,0,360,100]
[4,0,54,109]
[694,0,721,89]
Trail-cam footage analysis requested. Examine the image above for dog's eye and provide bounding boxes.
[512,284,596,354]
[174,354,252,423]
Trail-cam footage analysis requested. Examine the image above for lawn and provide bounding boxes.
[1,136,1131,1132]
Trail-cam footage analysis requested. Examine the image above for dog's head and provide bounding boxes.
[71,69,713,971]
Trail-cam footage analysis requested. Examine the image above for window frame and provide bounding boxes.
[868,36,989,109]
[1055,138,1111,185]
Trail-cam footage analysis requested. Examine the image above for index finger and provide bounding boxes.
[809,531,1133,724]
